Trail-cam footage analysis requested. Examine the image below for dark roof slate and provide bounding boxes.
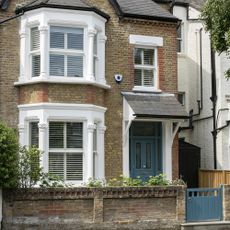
[122,91,188,119]
[16,0,109,19]
[109,0,178,22]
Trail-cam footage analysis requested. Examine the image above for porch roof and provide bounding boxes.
[122,91,188,119]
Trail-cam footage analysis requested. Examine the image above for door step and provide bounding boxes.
[181,221,230,230]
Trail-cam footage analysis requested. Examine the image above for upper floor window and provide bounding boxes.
[134,48,157,87]
[50,26,84,77]
[18,9,108,88]
[177,23,184,53]
[31,27,40,77]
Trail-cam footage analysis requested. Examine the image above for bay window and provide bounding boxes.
[18,9,108,87]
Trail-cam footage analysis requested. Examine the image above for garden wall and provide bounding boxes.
[2,186,185,230]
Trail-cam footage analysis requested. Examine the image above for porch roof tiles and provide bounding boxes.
[122,91,188,119]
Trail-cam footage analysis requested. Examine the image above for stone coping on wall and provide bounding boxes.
[3,185,185,201]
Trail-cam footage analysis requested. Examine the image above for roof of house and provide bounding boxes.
[122,91,188,119]
[15,0,110,19]
[109,0,179,22]
[190,0,206,11]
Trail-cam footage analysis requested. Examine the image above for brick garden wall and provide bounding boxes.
[2,186,186,230]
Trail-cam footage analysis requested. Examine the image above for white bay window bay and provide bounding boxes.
[18,9,108,87]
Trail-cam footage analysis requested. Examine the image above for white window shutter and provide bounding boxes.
[67,56,83,77]
[32,55,40,77]
[49,152,64,179]
[66,153,83,180]
[31,27,40,51]
[30,122,39,147]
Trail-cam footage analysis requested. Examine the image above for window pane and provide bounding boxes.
[67,122,83,148]
[134,48,142,64]
[49,152,64,179]
[50,31,64,49]
[136,142,141,169]
[30,122,39,147]
[31,27,40,51]
[143,69,154,86]
[67,32,83,50]
[143,49,154,65]
[134,69,142,86]
[66,153,83,180]
[146,143,151,169]
[32,55,40,77]
[49,122,64,148]
[50,55,64,76]
[67,56,83,77]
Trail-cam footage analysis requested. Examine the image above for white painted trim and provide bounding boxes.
[132,86,162,93]
[18,103,106,184]
[129,34,163,47]
[19,8,107,86]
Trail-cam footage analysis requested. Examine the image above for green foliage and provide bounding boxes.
[40,173,70,188]
[82,178,106,187]
[0,121,19,188]
[107,175,143,187]
[145,174,169,186]
[201,0,230,79]
[18,146,42,188]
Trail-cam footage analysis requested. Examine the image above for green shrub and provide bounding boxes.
[82,178,105,187]
[0,122,19,188]
[107,175,142,187]
[145,174,169,186]
[18,146,42,188]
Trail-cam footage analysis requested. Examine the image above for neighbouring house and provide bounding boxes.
[0,0,187,185]
[172,0,230,171]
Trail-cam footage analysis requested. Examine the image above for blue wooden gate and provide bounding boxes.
[186,187,223,222]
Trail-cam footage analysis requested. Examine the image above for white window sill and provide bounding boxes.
[14,77,111,90]
[132,86,162,93]
[177,53,187,58]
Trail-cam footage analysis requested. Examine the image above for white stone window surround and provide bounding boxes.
[16,8,109,89]
[129,34,163,93]
[18,103,107,185]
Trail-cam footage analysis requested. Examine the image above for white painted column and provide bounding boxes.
[38,122,48,172]
[98,34,107,85]
[163,121,173,181]
[87,29,97,81]
[87,123,96,180]
[18,124,26,146]
[19,27,28,82]
[98,125,106,179]
[38,25,48,79]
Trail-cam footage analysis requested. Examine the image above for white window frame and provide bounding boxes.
[17,8,109,89]
[18,103,106,185]
[177,23,184,54]
[48,122,84,182]
[49,26,85,78]
[134,47,158,89]
[30,26,40,78]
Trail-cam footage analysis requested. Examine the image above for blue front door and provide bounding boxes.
[130,122,162,181]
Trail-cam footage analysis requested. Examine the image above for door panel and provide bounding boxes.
[132,139,156,180]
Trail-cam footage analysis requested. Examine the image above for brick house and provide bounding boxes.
[0,0,187,185]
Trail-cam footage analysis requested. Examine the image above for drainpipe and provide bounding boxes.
[199,28,203,110]
[210,44,217,169]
